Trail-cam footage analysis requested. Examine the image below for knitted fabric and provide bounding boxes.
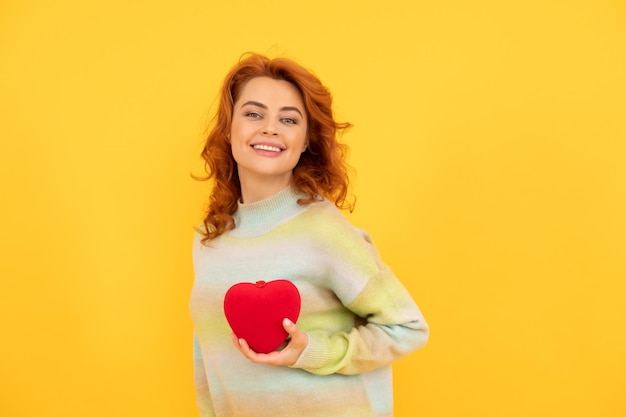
[190,186,429,417]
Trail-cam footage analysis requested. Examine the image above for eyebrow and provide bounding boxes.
[240,100,303,117]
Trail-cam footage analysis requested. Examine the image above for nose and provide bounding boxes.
[261,120,279,136]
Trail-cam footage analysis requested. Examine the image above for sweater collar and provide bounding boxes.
[230,186,311,238]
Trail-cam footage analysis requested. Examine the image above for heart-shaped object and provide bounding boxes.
[223,279,301,354]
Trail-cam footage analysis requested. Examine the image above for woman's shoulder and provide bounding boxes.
[301,197,353,225]
[296,199,374,246]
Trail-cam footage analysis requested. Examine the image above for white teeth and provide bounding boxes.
[252,144,282,152]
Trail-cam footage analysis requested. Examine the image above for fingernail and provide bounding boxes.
[283,318,293,326]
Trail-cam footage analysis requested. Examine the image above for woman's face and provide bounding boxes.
[230,76,308,190]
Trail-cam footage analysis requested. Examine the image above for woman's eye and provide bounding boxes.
[246,112,261,119]
[282,118,297,125]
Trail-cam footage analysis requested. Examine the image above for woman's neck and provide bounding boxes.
[238,172,293,204]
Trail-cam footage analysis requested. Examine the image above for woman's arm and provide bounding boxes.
[291,261,428,375]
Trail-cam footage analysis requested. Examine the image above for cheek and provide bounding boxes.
[229,118,248,138]
[229,133,245,164]
[230,141,245,165]
[288,128,307,149]
[229,125,248,150]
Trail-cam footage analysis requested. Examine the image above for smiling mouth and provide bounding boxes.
[252,144,283,152]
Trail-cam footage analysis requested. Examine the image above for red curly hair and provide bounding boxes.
[198,53,354,243]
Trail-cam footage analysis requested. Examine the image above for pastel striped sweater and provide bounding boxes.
[190,186,429,417]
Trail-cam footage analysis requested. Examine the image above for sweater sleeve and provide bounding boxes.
[290,229,429,376]
[193,334,216,417]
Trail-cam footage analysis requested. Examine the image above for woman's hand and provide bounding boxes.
[230,318,308,366]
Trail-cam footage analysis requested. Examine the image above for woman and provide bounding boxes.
[190,53,428,417]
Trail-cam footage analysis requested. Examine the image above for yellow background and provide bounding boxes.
[1,0,625,416]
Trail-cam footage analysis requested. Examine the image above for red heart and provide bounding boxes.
[223,279,301,354]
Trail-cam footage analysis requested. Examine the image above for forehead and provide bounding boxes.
[236,77,304,107]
